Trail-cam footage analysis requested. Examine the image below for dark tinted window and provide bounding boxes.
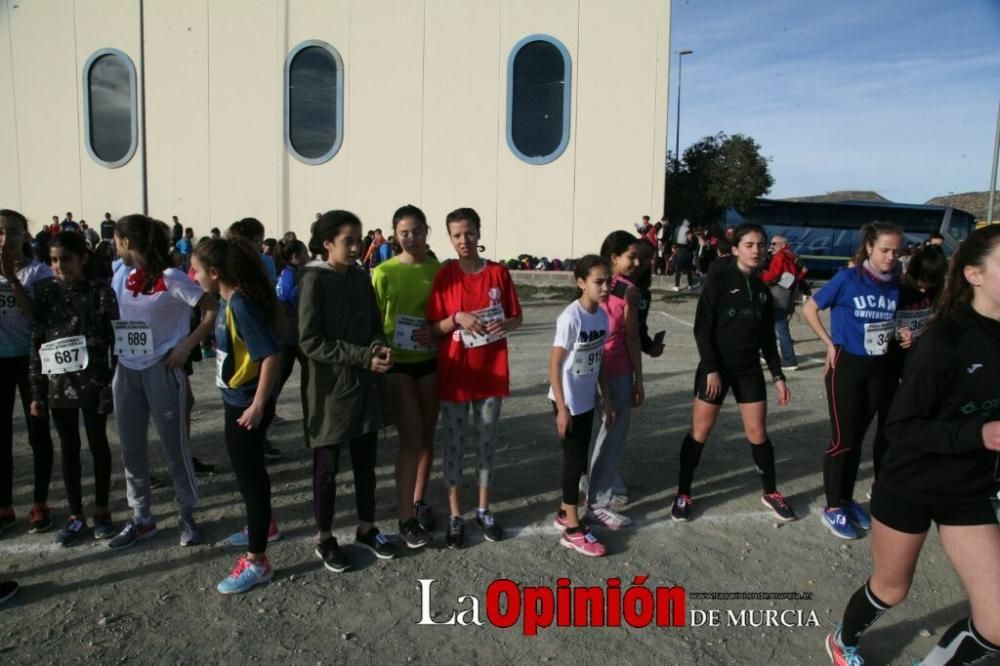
[509,39,569,162]
[86,53,134,165]
[287,45,340,161]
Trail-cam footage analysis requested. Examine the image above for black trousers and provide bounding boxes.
[822,348,893,508]
[0,356,53,506]
[50,407,111,515]
[312,432,377,532]
[224,400,275,554]
[558,408,595,506]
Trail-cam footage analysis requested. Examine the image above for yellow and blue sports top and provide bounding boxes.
[215,291,279,407]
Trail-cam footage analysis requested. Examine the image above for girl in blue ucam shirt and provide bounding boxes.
[802,222,907,540]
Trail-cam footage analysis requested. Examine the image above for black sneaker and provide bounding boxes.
[445,516,465,550]
[475,510,503,542]
[355,527,397,560]
[263,445,283,463]
[55,517,86,547]
[0,512,15,536]
[414,501,437,531]
[0,580,18,605]
[93,514,116,540]
[315,537,351,572]
[671,494,692,522]
[149,474,166,490]
[399,517,430,549]
[761,491,796,522]
[108,518,158,550]
[191,457,216,475]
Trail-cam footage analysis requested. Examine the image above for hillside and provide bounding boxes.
[923,191,990,219]
[783,190,891,204]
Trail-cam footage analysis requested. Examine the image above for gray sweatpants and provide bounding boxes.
[440,398,502,488]
[587,373,633,509]
[113,361,198,519]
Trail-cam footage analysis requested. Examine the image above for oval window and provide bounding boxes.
[83,50,137,168]
[286,41,344,164]
[507,36,571,164]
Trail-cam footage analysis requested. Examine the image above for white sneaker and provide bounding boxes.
[584,506,633,530]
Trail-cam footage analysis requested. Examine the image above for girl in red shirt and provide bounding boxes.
[427,208,522,549]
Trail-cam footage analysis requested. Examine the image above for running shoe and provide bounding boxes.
[584,506,633,530]
[0,580,18,606]
[355,527,398,560]
[414,501,437,531]
[445,516,465,550]
[149,474,166,490]
[93,514,115,540]
[271,414,287,426]
[178,514,203,547]
[0,510,15,536]
[216,556,273,595]
[609,494,630,510]
[108,518,158,550]
[475,510,503,542]
[226,518,282,548]
[761,492,796,522]
[821,508,860,540]
[315,537,351,573]
[671,494,692,522]
[552,511,569,531]
[263,445,283,462]
[559,528,607,557]
[191,457,216,475]
[28,504,51,534]
[825,626,864,665]
[55,517,86,547]
[399,517,430,549]
[844,500,871,531]
[781,365,799,372]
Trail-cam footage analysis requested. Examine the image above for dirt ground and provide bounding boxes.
[0,292,994,665]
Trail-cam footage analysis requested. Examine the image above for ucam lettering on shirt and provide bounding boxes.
[852,293,897,318]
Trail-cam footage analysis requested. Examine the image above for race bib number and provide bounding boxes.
[215,350,229,389]
[571,337,604,376]
[863,320,894,356]
[460,305,506,349]
[0,283,16,316]
[113,320,153,356]
[896,307,931,339]
[393,315,433,352]
[39,336,89,375]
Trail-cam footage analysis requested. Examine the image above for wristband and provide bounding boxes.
[772,375,786,384]
[451,312,460,329]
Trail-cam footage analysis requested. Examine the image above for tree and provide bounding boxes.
[664,132,773,228]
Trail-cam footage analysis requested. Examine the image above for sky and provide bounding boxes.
[667,0,1000,204]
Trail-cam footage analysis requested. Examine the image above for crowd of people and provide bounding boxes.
[0,205,997,665]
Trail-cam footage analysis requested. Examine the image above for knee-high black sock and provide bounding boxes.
[677,434,704,496]
[920,617,1000,665]
[841,580,892,647]
[750,439,777,494]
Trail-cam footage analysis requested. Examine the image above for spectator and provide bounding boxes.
[210,227,221,240]
[60,212,79,233]
[761,235,807,371]
[176,227,195,269]
[924,231,944,247]
[171,216,183,244]
[100,212,115,241]
[80,221,100,247]
[672,230,697,291]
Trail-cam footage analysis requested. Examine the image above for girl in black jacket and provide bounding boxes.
[671,223,795,523]
[826,225,1000,666]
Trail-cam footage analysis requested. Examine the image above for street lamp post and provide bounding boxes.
[673,49,693,173]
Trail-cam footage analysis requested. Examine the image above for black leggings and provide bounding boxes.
[275,344,305,401]
[822,348,893,508]
[224,400,275,554]
[313,432,377,532]
[50,408,112,516]
[0,356,53,507]
[554,404,595,506]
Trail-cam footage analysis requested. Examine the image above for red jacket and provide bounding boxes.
[761,247,806,285]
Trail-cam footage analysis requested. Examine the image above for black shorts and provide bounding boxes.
[387,358,437,380]
[871,479,999,535]
[693,364,766,405]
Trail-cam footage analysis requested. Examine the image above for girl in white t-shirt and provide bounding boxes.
[548,256,614,557]
[107,215,218,551]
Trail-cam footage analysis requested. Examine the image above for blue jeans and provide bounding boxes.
[773,308,797,367]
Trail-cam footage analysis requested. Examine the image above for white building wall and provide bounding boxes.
[0,0,671,259]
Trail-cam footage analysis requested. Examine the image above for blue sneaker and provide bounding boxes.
[843,500,871,531]
[216,556,273,595]
[821,508,860,540]
[226,518,282,547]
[54,518,86,547]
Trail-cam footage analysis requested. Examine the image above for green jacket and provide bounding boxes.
[298,261,386,447]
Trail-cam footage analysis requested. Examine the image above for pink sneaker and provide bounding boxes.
[552,512,569,531]
[559,528,607,557]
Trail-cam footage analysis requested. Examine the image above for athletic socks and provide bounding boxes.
[920,617,999,666]
[749,439,777,494]
[841,580,893,647]
[677,434,705,496]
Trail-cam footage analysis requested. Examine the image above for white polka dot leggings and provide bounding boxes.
[440,398,502,488]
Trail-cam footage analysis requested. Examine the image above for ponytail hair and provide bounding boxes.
[852,222,902,268]
[49,231,96,279]
[573,254,610,299]
[114,214,172,277]
[935,225,1000,322]
[194,238,284,337]
[599,230,639,263]
[309,210,362,260]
